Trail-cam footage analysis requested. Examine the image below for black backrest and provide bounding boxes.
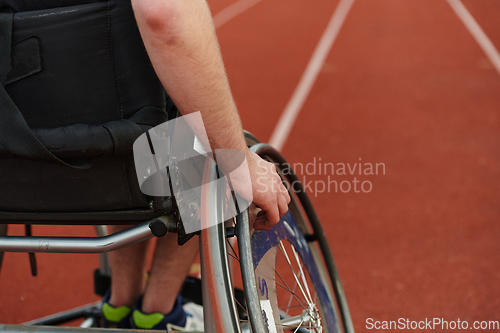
[0,0,168,212]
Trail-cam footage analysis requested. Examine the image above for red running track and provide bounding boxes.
[1,0,500,331]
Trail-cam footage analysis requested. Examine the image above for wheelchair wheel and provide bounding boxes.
[219,132,354,333]
[201,132,353,333]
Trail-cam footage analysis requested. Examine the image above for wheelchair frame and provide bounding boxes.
[0,136,355,333]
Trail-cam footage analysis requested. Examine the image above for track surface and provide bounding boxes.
[1,0,500,330]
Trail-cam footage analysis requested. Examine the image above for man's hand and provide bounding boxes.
[245,151,291,230]
[215,148,291,231]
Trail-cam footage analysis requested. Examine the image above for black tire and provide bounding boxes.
[226,132,354,333]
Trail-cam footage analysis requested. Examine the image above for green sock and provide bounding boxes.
[102,303,131,323]
[132,310,165,329]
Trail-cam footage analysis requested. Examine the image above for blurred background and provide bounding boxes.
[1,0,499,331]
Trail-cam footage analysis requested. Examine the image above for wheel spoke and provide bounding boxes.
[274,268,309,311]
[279,304,305,311]
[293,318,305,333]
[235,296,248,317]
[226,238,239,261]
[277,241,323,332]
[275,280,309,311]
[291,244,313,306]
[279,241,313,305]
[280,312,321,332]
[286,262,305,315]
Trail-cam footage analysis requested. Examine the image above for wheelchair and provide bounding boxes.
[0,2,353,332]
[0,130,354,333]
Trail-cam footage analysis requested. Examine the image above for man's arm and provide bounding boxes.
[131,0,290,228]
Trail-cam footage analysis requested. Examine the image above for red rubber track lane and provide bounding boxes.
[282,0,500,330]
[1,0,500,330]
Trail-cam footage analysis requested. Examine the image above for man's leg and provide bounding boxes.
[108,225,150,307]
[141,233,199,314]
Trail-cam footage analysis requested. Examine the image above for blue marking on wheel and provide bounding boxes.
[251,211,338,332]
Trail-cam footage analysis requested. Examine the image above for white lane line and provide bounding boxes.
[447,0,500,76]
[269,0,355,151]
[213,0,264,28]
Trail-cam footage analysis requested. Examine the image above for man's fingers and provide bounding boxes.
[266,204,280,225]
[273,171,282,183]
[280,182,291,204]
[254,218,272,231]
[254,210,271,230]
[255,192,280,223]
[253,193,289,231]
[249,154,294,231]
[271,169,290,204]
[277,191,288,219]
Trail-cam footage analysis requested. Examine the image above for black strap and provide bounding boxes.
[129,106,169,127]
[103,119,144,157]
[0,12,91,169]
[0,12,12,85]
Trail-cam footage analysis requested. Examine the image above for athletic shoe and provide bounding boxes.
[131,296,204,332]
[100,289,132,328]
[167,301,204,332]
